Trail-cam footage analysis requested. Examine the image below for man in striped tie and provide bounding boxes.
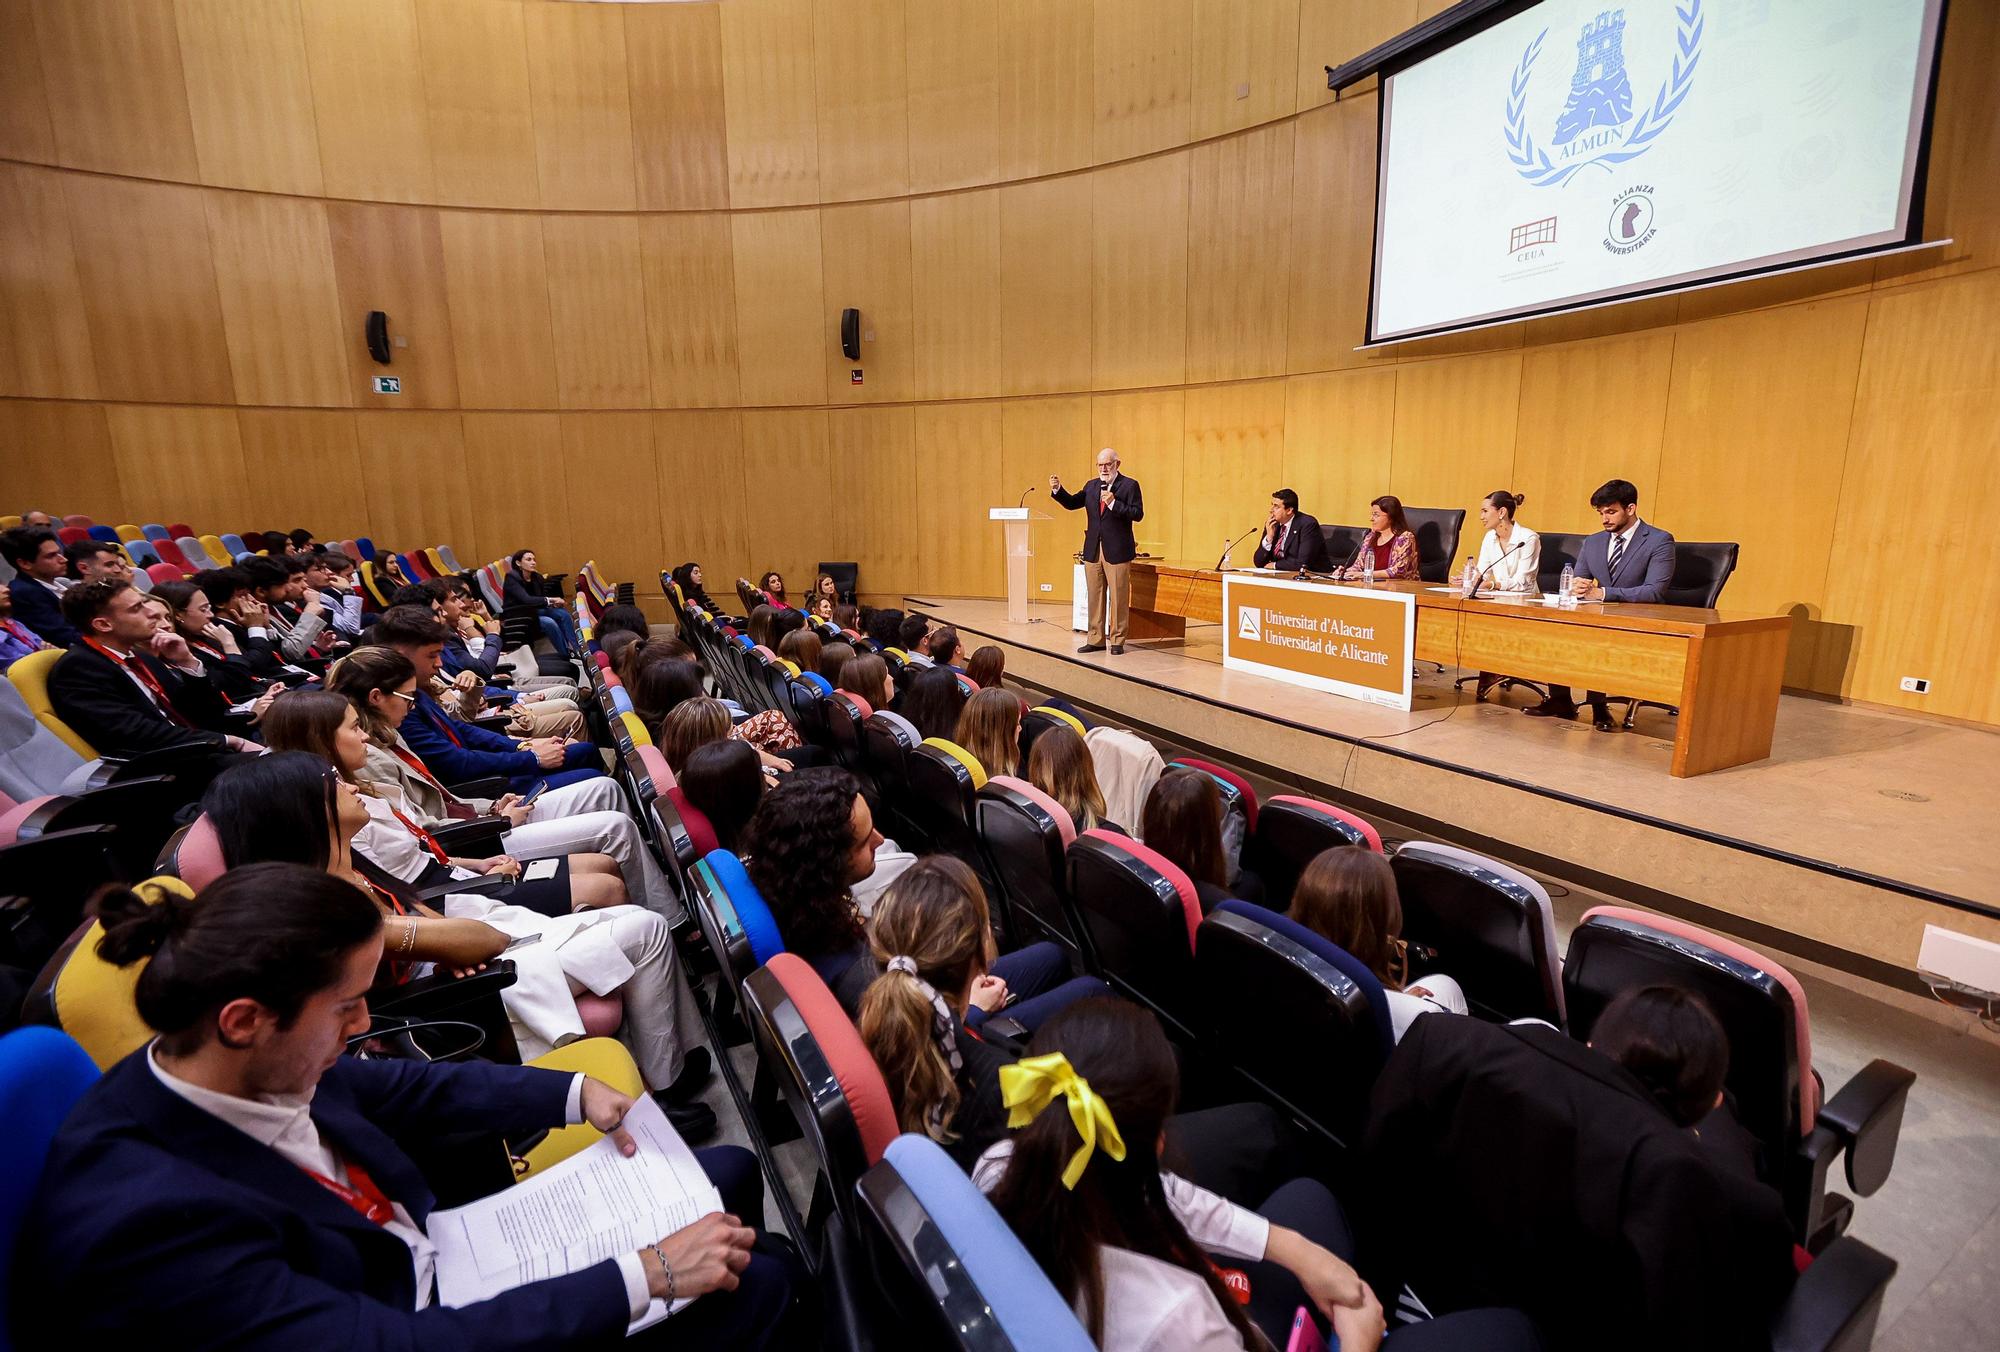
[1524,479,1677,731]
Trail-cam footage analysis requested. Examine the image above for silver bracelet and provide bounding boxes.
[650,1243,674,1304]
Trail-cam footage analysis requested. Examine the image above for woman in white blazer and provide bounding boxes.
[1472,490,1541,702]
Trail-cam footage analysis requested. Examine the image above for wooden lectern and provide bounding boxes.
[989,506,1049,624]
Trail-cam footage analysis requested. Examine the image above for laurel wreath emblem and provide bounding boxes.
[1505,0,1704,188]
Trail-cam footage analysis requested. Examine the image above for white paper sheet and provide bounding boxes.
[429,1093,722,1334]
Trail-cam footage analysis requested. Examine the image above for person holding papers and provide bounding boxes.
[14,863,804,1350]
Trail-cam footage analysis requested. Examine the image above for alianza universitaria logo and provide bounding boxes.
[1502,2,1702,257]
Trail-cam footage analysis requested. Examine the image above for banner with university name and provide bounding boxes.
[1222,576,1415,711]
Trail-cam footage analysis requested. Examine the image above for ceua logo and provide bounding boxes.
[1504,1,1703,189]
[1236,605,1262,642]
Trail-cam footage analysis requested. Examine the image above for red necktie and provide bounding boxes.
[86,640,190,727]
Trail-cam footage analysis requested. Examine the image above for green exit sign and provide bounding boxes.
[372,376,401,394]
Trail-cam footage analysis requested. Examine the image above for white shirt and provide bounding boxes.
[95,638,205,711]
[1474,525,1541,593]
[146,1048,651,1318]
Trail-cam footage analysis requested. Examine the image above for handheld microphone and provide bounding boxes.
[1467,542,1523,597]
[1216,526,1261,571]
[1016,485,1037,508]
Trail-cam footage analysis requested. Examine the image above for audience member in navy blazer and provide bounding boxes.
[1526,479,1677,731]
[14,865,802,1350]
[2,526,78,647]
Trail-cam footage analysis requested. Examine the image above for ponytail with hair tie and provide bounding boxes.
[999,1052,1127,1189]
[885,954,964,1134]
[91,881,188,966]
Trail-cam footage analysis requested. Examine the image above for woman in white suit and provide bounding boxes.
[1472,490,1540,702]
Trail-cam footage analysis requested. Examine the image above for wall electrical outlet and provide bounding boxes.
[1899,676,1930,694]
[1039,583,1053,592]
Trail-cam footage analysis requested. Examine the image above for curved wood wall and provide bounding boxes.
[1,0,1996,724]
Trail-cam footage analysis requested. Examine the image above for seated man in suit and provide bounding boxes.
[1252,487,1333,573]
[1525,477,1676,731]
[1360,986,1795,1352]
[3,526,78,646]
[47,579,258,758]
[65,537,135,587]
[242,555,334,666]
[16,863,803,1350]
[373,605,604,795]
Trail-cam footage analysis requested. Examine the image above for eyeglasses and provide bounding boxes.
[388,689,417,704]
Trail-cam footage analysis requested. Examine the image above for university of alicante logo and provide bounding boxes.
[1506,2,1703,188]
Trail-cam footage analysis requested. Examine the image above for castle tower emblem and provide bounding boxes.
[1553,10,1635,144]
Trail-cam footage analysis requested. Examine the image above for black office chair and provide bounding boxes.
[1320,523,1368,571]
[816,561,859,604]
[1454,529,1589,702]
[1604,540,1739,729]
[1402,507,1466,584]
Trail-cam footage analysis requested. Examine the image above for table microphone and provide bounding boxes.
[1216,526,1261,571]
[1017,485,1038,508]
[1467,541,1523,597]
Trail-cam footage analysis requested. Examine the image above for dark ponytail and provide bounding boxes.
[94,863,383,1055]
[1485,490,1526,519]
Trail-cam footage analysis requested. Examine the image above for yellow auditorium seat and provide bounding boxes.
[1031,704,1087,738]
[0,515,20,530]
[114,524,145,543]
[920,736,989,790]
[618,712,652,748]
[7,649,98,760]
[424,547,449,578]
[512,1037,647,1177]
[199,534,229,564]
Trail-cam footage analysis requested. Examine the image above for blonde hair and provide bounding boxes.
[659,696,731,776]
[954,687,1022,781]
[857,857,992,1141]
[1028,724,1105,830]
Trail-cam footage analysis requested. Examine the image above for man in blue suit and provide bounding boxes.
[1525,479,1676,731]
[14,863,802,1349]
[2,527,77,646]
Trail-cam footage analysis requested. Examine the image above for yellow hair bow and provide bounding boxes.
[999,1052,1126,1189]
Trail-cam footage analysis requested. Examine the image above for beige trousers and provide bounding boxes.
[1084,558,1131,646]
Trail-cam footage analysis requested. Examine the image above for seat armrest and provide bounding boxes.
[1769,1235,1896,1352]
[447,775,511,799]
[375,960,518,1014]
[428,816,511,855]
[412,873,515,905]
[1816,1058,1916,1197]
[972,1015,1031,1056]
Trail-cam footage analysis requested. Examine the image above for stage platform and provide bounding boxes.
[908,596,2000,987]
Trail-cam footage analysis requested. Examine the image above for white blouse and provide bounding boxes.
[1475,525,1541,593]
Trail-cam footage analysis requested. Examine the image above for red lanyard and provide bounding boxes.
[365,881,416,984]
[2,619,42,649]
[85,639,190,726]
[391,745,447,790]
[386,803,450,864]
[301,1157,395,1227]
[421,698,463,746]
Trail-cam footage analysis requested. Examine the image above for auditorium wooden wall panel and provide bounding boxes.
[1092,0,1193,163]
[1509,331,1675,535]
[236,409,368,540]
[812,0,911,204]
[1191,0,1299,140]
[906,0,1001,195]
[522,1,640,212]
[461,412,571,568]
[912,402,1007,597]
[105,404,252,530]
[29,0,200,181]
[639,212,742,409]
[653,410,751,583]
[826,406,918,595]
[1294,0,1419,111]
[1186,123,1295,384]
[558,412,665,590]
[1286,98,1381,375]
[1002,395,1092,599]
[624,1,732,211]
[995,0,1094,180]
[415,0,542,209]
[1092,389,1187,565]
[821,200,915,405]
[64,176,232,406]
[1671,260,1875,331]
[324,201,460,410]
[999,176,1094,396]
[0,1,56,164]
[202,191,351,409]
[911,190,1004,401]
[1183,380,1288,564]
[351,411,480,558]
[1824,274,2000,724]
[720,0,821,208]
[730,208,826,406]
[541,214,655,409]
[298,0,438,205]
[436,210,559,410]
[737,409,833,590]
[1280,367,1396,529]
[0,164,99,401]
[1653,300,1870,690]
[1092,152,1190,391]
[172,0,325,197]
[1389,352,1522,533]
[0,401,121,522]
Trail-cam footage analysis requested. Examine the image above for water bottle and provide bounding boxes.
[1558,562,1574,608]
[1461,557,1479,597]
[1362,552,1374,587]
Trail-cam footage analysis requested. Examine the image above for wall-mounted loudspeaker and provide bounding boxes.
[840,307,861,361]
[365,311,392,365]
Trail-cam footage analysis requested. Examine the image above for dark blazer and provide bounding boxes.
[1575,520,1676,604]
[47,640,229,756]
[1360,1015,1795,1352]
[1052,474,1144,565]
[1252,511,1332,572]
[401,688,537,785]
[7,576,76,647]
[12,1049,629,1351]
[503,571,554,611]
